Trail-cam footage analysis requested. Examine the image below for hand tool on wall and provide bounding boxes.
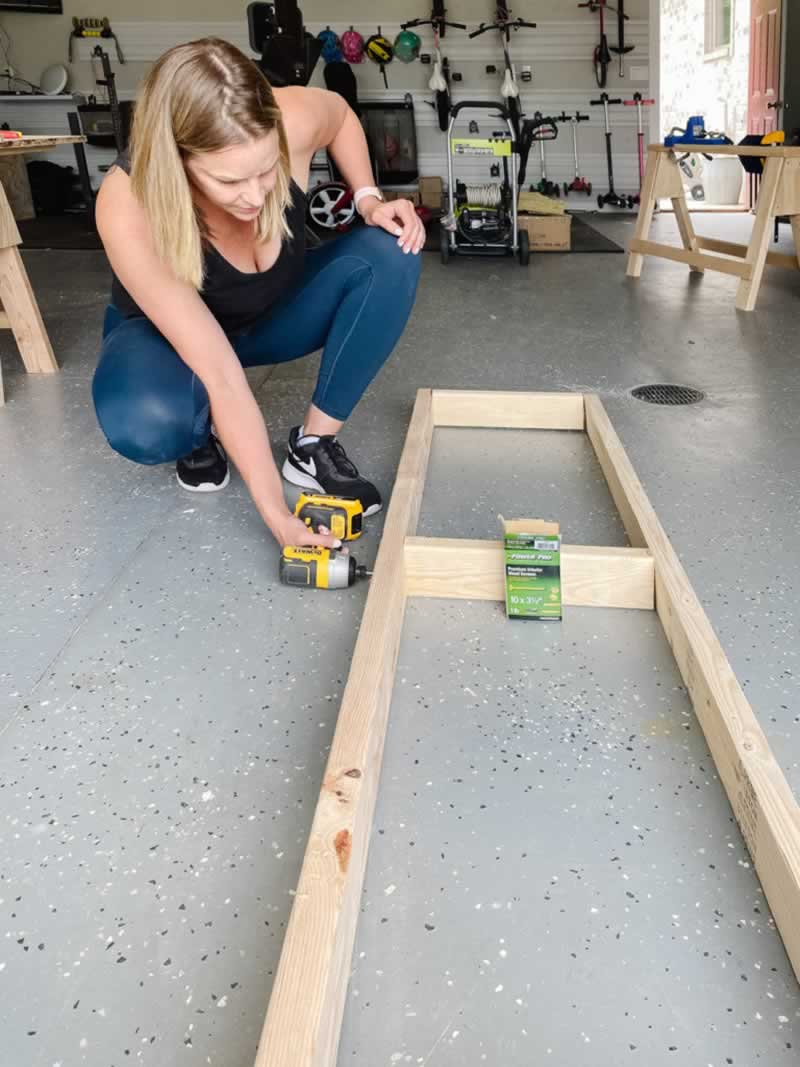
[69,18,125,64]
[624,92,654,203]
[280,547,372,589]
[557,110,592,196]
[609,0,634,77]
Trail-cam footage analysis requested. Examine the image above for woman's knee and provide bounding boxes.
[93,317,208,465]
[347,226,422,303]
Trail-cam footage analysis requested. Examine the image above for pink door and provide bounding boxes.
[748,0,783,134]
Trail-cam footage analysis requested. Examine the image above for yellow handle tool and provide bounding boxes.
[293,493,364,541]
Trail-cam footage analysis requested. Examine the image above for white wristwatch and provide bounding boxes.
[353,186,384,215]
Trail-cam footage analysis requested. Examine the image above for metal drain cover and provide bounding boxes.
[631,384,705,406]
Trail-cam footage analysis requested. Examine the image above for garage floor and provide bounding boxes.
[1,212,799,1066]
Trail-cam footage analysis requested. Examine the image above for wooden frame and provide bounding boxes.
[254,390,800,1067]
[627,144,800,311]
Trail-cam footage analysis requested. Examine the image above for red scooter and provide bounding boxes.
[558,110,592,196]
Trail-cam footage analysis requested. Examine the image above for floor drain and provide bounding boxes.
[631,384,705,406]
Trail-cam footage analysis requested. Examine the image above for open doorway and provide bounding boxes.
[658,0,793,206]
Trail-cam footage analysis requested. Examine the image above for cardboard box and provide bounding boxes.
[418,176,443,208]
[382,189,421,205]
[518,213,572,251]
[501,518,562,621]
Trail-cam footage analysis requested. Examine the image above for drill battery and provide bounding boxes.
[293,493,363,541]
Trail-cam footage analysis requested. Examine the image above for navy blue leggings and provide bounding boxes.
[92,227,421,465]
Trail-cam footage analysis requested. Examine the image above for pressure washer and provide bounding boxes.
[440,100,529,266]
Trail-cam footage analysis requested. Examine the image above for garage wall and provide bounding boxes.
[0,1,653,195]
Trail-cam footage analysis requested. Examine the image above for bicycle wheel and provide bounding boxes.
[594,42,609,89]
[507,96,522,141]
[436,87,451,132]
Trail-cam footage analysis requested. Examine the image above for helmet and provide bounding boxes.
[317,28,342,64]
[393,29,421,63]
[341,27,365,64]
[366,33,393,67]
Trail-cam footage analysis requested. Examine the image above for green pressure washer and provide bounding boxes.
[440,100,529,266]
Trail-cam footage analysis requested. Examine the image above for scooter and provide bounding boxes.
[592,92,633,208]
[624,92,655,205]
[558,110,593,196]
[530,110,560,196]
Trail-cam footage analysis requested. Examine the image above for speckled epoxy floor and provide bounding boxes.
[1,212,799,1065]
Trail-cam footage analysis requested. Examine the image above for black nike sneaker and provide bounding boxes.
[175,433,230,492]
[282,427,382,516]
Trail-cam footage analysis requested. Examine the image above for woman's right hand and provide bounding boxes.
[268,512,347,553]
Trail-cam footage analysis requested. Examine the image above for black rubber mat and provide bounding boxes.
[17,214,102,251]
[424,213,624,255]
[17,211,625,256]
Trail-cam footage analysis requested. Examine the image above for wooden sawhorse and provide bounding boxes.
[0,134,87,404]
[627,143,800,312]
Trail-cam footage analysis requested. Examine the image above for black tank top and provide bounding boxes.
[109,152,307,335]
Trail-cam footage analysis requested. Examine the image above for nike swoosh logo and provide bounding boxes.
[294,455,316,476]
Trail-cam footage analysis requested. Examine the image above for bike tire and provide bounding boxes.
[436,88,451,132]
[507,96,522,142]
[594,45,608,89]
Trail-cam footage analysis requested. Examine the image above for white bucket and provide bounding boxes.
[703,156,744,205]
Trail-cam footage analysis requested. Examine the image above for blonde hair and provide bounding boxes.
[128,37,292,289]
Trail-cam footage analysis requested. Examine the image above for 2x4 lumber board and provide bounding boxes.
[649,143,800,158]
[253,389,434,1067]
[736,156,785,312]
[627,239,752,278]
[0,135,85,157]
[773,159,800,216]
[404,536,655,611]
[696,236,800,273]
[584,394,800,984]
[672,196,704,273]
[431,389,585,430]
[0,246,58,373]
[626,150,663,278]
[652,156,684,199]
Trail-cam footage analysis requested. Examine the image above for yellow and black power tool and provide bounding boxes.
[292,492,363,542]
[279,546,372,590]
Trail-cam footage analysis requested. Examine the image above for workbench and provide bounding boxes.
[627,143,800,311]
[0,134,87,404]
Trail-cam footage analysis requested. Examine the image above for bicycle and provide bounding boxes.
[469,3,537,140]
[402,1,467,132]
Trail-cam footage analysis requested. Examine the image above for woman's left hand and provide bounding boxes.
[361,197,425,255]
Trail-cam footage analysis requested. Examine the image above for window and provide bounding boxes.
[705,0,734,59]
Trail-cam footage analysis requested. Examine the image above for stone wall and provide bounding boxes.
[661,0,750,141]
